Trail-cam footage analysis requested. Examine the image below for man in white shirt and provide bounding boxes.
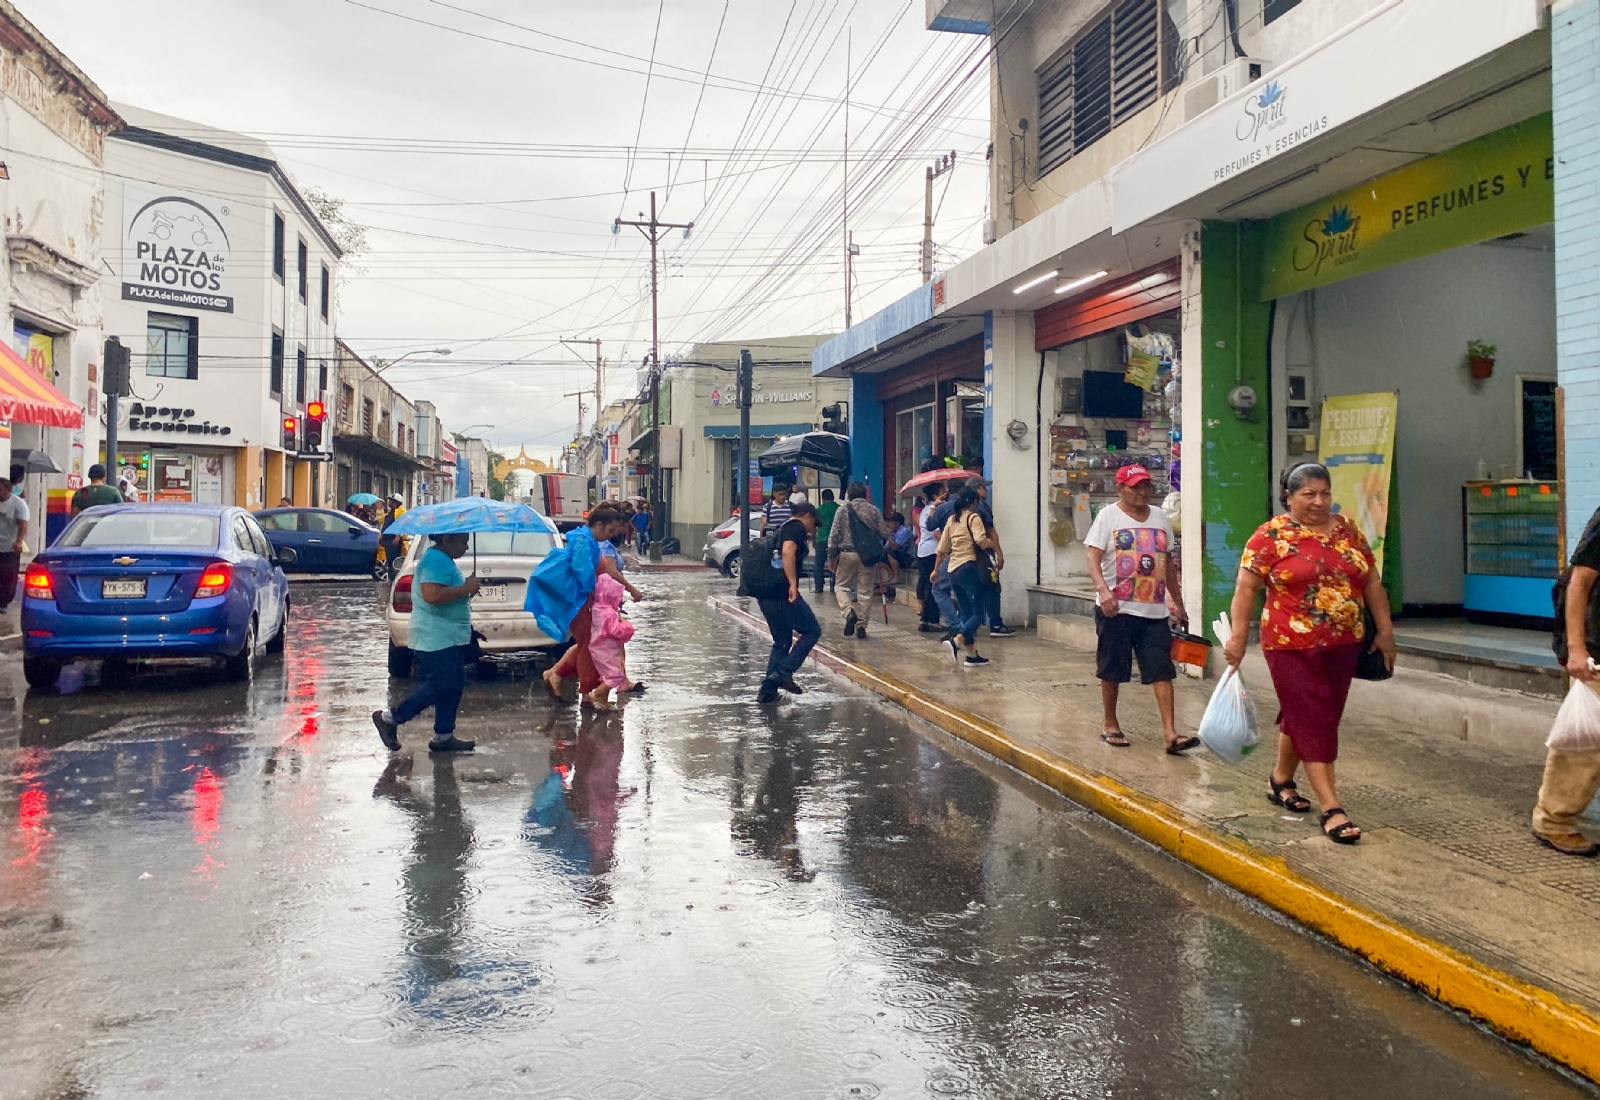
[1083,465,1193,753]
[0,478,30,612]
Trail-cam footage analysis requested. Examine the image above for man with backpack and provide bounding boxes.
[826,481,890,639]
[747,499,821,703]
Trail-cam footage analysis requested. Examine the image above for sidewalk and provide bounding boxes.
[712,586,1600,1081]
[623,552,707,572]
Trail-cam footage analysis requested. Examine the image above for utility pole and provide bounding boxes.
[561,338,603,430]
[738,349,753,567]
[922,151,957,282]
[843,28,852,328]
[616,191,692,561]
[563,390,590,446]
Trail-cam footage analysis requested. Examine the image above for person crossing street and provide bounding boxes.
[753,500,821,703]
[373,532,479,754]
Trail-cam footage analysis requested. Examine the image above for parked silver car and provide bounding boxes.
[703,517,757,577]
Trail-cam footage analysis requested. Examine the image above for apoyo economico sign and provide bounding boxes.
[121,182,234,313]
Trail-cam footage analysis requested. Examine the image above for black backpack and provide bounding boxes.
[737,533,785,599]
[846,501,888,567]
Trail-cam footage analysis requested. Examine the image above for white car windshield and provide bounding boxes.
[460,532,558,557]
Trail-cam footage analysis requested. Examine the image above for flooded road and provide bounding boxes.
[0,576,1589,1099]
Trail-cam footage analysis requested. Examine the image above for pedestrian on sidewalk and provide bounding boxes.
[1085,466,1193,752]
[632,503,652,555]
[586,575,636,711]
[1223,463,1395,845]
[935,487,993,667]
[813,488,838,593]
[756,500,821,703]
[0,479,29,612]
[925,479,1014,637]
[1533,506,1600,856]
[372,532,480,754]
[916,482,950,632]
[761,484,792,532]
[826,482,890,639]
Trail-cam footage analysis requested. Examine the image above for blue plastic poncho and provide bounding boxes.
[524,525,600,641]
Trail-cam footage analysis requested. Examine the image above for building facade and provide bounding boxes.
[0,2,119,502]
[412,399,457,504]
[823,0,1552,642]
[101,104,342,509]
[334,341,421,506]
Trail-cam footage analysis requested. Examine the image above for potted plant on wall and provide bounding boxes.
[1467,339,1497,380]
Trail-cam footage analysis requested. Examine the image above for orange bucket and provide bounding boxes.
[1170,630,1212,666]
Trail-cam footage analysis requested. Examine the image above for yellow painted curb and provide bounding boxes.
[712,595,1600,1082]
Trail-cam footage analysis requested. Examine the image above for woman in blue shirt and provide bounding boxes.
[372,532,480,753]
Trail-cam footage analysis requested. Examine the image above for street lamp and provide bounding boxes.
[374,347,452,373]
[456,423,494,436]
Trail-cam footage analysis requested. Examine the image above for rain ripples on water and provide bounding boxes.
[0,579,1590,1099]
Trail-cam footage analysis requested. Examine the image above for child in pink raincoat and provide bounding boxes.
[586,574,636,710]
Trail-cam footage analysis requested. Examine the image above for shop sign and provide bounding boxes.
[1320,392,1398,574]
[1255,114,1553,301]
[1109,0,1541,234]
[121,182,235,313]
[122,402,233,437]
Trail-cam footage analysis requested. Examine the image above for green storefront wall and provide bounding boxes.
[1199,222,1273,630]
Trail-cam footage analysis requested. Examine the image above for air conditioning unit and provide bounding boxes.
[1182,57,1271,123]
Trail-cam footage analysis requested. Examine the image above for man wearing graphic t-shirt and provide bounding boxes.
[1084,465,1192,753]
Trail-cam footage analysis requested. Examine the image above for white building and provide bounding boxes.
[0,1,121,521]
[100,104,342,509]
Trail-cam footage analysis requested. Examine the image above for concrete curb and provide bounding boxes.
[623,556,711,572]
[712,593,1600,1083]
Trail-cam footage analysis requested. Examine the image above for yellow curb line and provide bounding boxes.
[712,594,1600,1082]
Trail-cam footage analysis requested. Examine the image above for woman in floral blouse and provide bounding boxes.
[1222,463,1396,844]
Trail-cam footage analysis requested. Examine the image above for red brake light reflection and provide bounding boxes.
[23,563,52,600]
[392,573,413,612]
[195,562,233,598]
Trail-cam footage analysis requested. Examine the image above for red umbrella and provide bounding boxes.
[898,468,982,496]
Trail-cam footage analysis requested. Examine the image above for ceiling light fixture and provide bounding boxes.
[1054,269,1109,295]
[1012,270,1058,295]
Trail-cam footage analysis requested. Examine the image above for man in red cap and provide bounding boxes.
[1083,463,1194,753]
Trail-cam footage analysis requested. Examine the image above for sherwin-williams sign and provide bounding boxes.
[1256,113,1552,301]
[1320,392,1398,575]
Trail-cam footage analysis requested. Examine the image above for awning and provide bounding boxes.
[703,423,814,439]
[0,340,82,427]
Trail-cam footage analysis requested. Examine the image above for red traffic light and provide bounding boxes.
[283,416,297,430]
[306,400,327,420]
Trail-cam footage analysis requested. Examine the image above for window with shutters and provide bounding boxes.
[1036,0,1167,178]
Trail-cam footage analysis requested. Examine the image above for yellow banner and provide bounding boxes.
[1319,392,1398,573]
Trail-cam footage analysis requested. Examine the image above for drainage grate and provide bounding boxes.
[1543,877,1600,904]
[1395,820,1591,875]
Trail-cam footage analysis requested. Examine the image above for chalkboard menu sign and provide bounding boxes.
[1522,379,1557,481]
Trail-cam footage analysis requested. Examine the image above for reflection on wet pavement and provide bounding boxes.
[0,578,1590,1098]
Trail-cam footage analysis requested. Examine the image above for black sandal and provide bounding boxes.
[1165,736,1201,755]
[1100,731,1131,748]
[1320,807,1362,844]
[1268,775,1312,813]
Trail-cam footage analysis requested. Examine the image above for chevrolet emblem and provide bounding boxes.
[112,556,139,566]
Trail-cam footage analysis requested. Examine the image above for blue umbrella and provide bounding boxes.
[347,492,381,505]
[385,497,556,537]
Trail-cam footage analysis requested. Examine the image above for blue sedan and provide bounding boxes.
[256,507,382,575]
[21,503,296,689]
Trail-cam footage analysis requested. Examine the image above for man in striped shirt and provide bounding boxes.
[760,484,792,533]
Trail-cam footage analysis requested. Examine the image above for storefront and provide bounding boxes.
[1030,262,1182,607]
[1250,112,1555,622]
[879,335,985,512]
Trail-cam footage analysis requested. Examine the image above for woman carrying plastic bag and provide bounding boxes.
[1218,464,1396,846]
[1197,612,1260,765]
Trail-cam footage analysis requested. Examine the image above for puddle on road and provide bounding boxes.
[0,579,1589,1099]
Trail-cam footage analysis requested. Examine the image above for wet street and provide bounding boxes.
[0,575,1590,1100]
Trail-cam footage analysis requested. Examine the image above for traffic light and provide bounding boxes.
[102,337,132,397]
[304,400,326,450]
[282,415,298,452]
[822,402,848,434]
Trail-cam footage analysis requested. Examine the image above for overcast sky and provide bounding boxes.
[27,0,990,460]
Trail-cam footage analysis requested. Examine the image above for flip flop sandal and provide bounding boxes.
[1320,807,1362,844]
[1100,731,1131,748]
[1268,775,1312,813]
[1165,736,1201,755]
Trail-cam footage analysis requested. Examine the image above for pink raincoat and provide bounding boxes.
[589,574,635,689]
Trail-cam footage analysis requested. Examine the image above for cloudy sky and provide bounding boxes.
[28,0,991,460]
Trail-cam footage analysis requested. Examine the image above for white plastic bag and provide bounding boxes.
[1198,666,1261,765]
[1546,679,1600,753]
